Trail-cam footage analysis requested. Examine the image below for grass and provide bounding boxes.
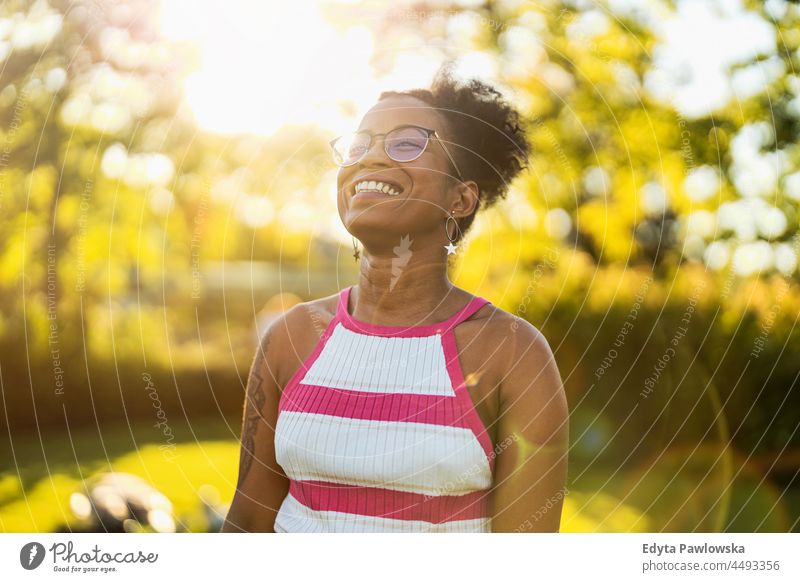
[1,416,241,532]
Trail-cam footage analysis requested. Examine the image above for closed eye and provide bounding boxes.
[393,140,423,150]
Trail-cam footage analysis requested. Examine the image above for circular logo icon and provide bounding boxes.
[20,542,46,570]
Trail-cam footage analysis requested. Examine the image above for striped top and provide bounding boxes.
[273,285,495,532]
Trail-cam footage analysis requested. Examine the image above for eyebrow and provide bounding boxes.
[353,124,439,136]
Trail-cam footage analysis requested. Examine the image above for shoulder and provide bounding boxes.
[283,293,338,333]
[252,291,340,383]
[261,292,338,341]
[476,305,564,412]
[503,313,557,370]
[469,301,555,364]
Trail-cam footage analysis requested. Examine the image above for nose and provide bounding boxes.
[357,135,392,169]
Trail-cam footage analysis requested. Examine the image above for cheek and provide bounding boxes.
[408,159,440,183]
[336,168,348,191]
[407,164,449,198]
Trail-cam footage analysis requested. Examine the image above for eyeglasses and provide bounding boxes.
[329,124,464,181]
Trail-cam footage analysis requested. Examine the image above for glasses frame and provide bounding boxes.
[329,124,465,182]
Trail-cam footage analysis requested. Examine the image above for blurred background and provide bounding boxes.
[1,0,799,533]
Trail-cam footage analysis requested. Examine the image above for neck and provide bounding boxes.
[351,240,461,324]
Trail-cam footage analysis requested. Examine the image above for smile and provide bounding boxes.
[353,180,402,196]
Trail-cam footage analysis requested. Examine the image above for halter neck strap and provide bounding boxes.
[337,286,490,336]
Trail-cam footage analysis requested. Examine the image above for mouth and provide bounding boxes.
[350,178,404,198]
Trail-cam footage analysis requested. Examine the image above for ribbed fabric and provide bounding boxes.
[274,285,494,533]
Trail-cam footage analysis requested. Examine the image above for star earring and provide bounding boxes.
[444,210,461,255]
[352,236,361,261]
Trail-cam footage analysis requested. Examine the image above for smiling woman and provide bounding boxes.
[222,65,569,533]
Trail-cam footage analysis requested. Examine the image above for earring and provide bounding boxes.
[444,210,460,255]
[352,236,361,261]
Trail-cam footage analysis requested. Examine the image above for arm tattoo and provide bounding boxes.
[237,331,271,485]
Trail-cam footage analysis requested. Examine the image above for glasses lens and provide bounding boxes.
[332,132,370,166]
[385,126,429,162]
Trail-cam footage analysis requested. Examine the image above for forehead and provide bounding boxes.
[357,95,447,134]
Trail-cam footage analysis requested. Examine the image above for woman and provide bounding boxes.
[222,67,569,533]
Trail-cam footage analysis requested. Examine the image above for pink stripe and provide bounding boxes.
[441,330,496,469]
[337,285,491,338]
[290,480,489,523]
[281,382,476,428]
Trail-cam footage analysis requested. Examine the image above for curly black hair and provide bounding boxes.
[379,64,531,240]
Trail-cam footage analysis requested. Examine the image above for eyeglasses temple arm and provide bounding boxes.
[433,131,465,182]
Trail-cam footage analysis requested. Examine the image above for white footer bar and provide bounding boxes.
[1,533,798,581]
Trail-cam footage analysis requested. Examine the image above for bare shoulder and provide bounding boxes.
[473,304,563,403]
[469,302,554,362]
[261,292,337,343]
[254,292,339,388]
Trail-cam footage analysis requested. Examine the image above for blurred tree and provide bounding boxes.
[0,0,334,429]
[375,0,800,284]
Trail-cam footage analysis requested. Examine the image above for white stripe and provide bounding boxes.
[299,324,455,396]
[275,412,492,497]
[274,493,491,533]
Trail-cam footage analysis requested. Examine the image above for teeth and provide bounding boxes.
[354,180,400,196]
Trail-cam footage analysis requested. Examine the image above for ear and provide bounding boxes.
[450,180,480,219]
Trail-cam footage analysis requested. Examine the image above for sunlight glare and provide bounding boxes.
[158,0,377,136]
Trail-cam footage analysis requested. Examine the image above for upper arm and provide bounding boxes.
[221,306,307,532]
[489,318,569,532]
